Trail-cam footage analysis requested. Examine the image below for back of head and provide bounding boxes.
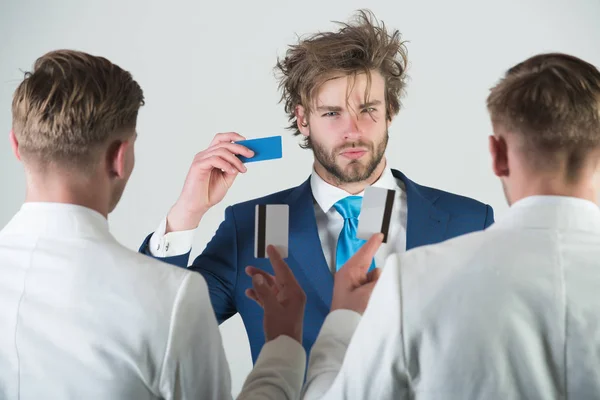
[11,50,145,174]
[275,9,408,149]
[487,53,600,182]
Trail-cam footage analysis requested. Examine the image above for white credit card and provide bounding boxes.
[254,204,289,259]
[357,186,396,243]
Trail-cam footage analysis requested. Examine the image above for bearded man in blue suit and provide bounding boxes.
[139,10,494,363]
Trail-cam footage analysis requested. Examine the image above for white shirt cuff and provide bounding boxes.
[148,217,195,257]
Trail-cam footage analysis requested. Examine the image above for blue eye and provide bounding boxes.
[362,107,377,113]
[322,111,339,117]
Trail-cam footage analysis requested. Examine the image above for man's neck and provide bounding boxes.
[509,175,598,205]
[24,173,109,218]
[314,159,387,195]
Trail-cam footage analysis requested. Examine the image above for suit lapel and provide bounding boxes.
[393,170,450,250]
[285,177,333,308]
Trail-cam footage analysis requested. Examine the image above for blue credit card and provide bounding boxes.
[235,136,283,163]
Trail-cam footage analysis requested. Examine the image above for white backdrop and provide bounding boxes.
[1,0,599,395]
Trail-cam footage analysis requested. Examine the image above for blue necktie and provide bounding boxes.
[333,196,376,272]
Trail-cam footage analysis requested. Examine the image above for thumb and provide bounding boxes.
[252,274,279,311]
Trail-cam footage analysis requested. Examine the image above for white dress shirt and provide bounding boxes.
[150,167,408,274]
[302,196,600,399]
[0,203,305,399]
[311,166,407,273]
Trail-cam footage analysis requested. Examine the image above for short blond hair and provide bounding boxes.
[11,49,144,169]
[487,53,600,179]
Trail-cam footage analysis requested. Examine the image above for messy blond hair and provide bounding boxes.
[276,9,408,148]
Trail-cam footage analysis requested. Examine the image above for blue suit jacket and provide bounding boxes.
[140,169,494,363]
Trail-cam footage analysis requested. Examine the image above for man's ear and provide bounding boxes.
[106,139,131,179]
[386,111,394,130]
[295,105,310,137]
[592,151,600,198]
[9,130,21,161]
[489,134,509,178]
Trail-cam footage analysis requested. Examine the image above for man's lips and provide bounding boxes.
[340,148,368,159]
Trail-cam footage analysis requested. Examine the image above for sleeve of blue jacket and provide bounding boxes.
[484,204,495,228]
[139,206,238,324]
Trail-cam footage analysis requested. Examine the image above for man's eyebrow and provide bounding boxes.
[359,100,383,108]
[316,105,344,112]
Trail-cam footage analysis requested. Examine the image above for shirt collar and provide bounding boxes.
[310,166,398,213]
[2,202,110,238]
[492,195,600,233]
[510,195,599,212]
